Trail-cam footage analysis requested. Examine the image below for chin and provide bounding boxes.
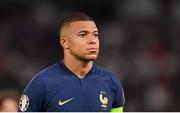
[85,55,98,61]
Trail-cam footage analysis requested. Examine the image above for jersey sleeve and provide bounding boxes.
[111,74,125,109]
[18,75,46,112]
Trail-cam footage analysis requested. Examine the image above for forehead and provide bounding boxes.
[70,21,98,32]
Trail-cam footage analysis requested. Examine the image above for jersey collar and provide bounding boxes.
[58,60,95,79]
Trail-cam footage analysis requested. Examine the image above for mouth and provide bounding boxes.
[87,48,98,51]
[87,48,99,54]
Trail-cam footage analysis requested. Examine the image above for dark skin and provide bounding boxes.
[60,21,99,78]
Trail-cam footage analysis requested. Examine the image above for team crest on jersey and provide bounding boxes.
[99,91,108,110]
[19,95,29,112]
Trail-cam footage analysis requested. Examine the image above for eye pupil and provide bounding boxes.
[95,34,98,37]
[80,34,85,37]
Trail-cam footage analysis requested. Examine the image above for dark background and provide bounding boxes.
[0,0,180,111]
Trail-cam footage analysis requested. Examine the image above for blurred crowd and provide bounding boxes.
[0,0,180,111]
[0,89,20,112]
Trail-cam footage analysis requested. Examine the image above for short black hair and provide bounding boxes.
[59,12,94,35]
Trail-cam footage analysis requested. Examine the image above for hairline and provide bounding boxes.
[60,20,97,38]
[59,12,95,36]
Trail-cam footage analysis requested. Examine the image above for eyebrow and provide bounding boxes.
[78,30,98,34]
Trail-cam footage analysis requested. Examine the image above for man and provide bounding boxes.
[18,12,125,112]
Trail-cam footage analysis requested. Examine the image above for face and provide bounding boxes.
[62,21,99,61]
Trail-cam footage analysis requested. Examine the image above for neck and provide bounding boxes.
[63,56,93,78]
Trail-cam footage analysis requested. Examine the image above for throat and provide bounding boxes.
[77,69,92,78]
[74,64,92,78]
[77,71,87,78]
[63,59,93,79]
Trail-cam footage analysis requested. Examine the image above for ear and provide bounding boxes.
[60,36,69,49]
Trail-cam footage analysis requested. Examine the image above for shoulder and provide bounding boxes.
[37,63,61,77]
[94,65,123,87]
[32,62,64,81]
[26,63,61,86]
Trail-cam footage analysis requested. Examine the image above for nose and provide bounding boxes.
[87,34,98,44]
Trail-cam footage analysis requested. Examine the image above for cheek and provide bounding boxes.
[68,40,84,51]
[96,40,100,48]
[69,38,85,48]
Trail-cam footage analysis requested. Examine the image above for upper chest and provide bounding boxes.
[44,75,115,112]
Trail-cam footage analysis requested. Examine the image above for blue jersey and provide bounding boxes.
[18,61,125,112]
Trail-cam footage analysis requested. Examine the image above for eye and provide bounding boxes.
[78,33,86,38]
[94,33,99,37]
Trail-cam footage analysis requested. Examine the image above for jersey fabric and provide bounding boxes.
[18,61,125,112]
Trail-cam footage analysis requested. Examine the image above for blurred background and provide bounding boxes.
[0,0,180,111]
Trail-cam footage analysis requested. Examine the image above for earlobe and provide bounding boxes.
[60,37,69,49]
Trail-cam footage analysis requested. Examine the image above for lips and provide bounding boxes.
[87,48,98,51]
[87,48,99,54]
